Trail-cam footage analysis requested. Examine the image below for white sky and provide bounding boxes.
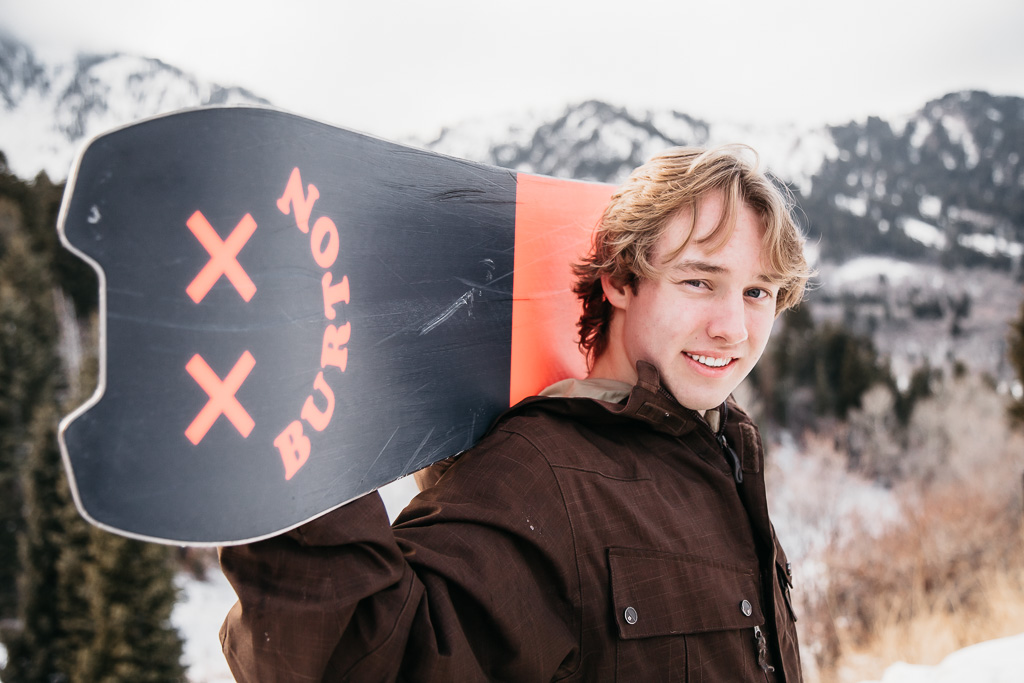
[2,0,1023,141]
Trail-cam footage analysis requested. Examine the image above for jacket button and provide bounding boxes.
[741,600,753,617]
[624,606,638,624]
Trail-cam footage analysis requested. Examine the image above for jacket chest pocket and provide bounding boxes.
[608,548,766,682]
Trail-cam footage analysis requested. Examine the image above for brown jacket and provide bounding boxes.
[220,362,802,681]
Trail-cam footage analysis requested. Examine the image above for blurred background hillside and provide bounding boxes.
[2,1,1024,681]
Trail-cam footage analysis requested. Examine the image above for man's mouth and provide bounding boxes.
[685,352,735,368]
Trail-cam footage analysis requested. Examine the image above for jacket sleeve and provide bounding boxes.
[219,427,580,682]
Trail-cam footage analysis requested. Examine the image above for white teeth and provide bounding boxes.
[686,353,732,368]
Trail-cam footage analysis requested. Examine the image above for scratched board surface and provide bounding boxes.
[59,107,612,545]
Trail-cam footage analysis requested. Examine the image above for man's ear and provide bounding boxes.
[601,273,630,310]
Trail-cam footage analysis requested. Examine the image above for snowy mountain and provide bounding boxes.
[2,30,1022,274]
[0,31,269,180]
[423,93,1024,271]
[422,99,838,197]
[798,91,1024,265]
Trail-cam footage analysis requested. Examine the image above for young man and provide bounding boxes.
[220,146,811,681]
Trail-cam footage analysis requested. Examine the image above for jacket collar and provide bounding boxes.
[617,361,702,437]
[522,361,713,438]
[506,361,763,475]
[625,362,763,476]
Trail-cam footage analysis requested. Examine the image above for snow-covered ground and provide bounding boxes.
[859,633,1024,683]
[172,571,237,683]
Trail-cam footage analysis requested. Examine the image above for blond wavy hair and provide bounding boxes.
[573,145,812,362]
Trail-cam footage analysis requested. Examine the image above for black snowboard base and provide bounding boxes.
[58,106,613,545]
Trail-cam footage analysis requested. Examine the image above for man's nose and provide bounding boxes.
[707,293,748,344]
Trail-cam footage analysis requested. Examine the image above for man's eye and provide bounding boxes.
[746,287,772,299]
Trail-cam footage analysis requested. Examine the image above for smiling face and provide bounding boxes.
[590,191,780,412]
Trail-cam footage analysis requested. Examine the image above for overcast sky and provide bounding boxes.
[2,0,1023,140]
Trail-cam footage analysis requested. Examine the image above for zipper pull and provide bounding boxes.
[717,432,743,483]
[753,626,775,674]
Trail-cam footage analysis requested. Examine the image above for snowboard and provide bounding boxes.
[58,106,614,545]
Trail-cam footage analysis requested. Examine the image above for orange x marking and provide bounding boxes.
[185,351,256,445]
[186,210,258,303]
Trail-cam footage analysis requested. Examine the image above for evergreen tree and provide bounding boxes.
[0,180,61,621]
[3,315,90,683]
[72,531,186,683]
[894,362,940,425]
[54,351,99,678]
[1009,300,1024,427]
[810,322,890,419]
[752,304,891,428]
[3,400,71,682]
[751,303,816,427]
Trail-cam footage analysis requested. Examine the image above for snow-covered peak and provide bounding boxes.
[0,32,269,180]
[424,99,835,191]
[709,120,839,195]
[0,30,48,108]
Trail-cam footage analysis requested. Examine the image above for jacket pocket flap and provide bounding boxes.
[609,548,763,639]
